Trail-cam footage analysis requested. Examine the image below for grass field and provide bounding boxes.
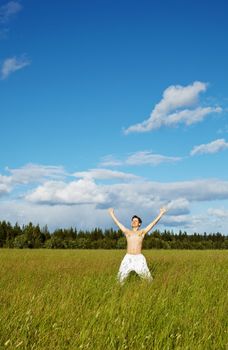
[0,249,227,350]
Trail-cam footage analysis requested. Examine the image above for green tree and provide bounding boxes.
[13,234,28,249]
[116,237,126,249]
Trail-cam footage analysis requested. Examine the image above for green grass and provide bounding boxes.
[0,249,227,350]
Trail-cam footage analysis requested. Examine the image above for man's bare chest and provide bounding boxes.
[126,231,144,241]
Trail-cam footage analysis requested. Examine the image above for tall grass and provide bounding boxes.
[0,249,227,349]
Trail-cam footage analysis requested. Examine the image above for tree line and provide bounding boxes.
[0,220,227,250]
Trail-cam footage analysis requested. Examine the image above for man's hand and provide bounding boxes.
[143,207,167,235]
[108,208,114,215]
[108,208,127,234]
[160,207,167,215]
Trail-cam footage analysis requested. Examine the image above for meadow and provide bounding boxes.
[0,249,227,350]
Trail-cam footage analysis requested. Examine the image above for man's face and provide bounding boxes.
[131,217,140,229]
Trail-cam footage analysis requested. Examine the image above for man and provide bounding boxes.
[108,207,167,284]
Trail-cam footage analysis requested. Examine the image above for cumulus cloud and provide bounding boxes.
[25,178,108,206]
[3,164,228,209]
[1,55,30,79]
[190,139,228,156]
[25,177,228,209]
[0,1,22,23]
[124,81,222,134]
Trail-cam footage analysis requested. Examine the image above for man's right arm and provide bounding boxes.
[108,208,127,235]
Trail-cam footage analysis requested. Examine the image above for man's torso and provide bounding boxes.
[125,230,145,254]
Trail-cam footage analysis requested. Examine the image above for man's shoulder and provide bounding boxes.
[124,228,132,236]
[138,229,146,236]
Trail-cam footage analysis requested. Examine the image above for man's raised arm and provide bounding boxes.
[142,207,167,235]
[108,208,127,234]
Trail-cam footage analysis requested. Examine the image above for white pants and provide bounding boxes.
[117,253,153,284]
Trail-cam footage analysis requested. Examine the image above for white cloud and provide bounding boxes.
[164,106,221,126]
[124,81,222,134]
[208,208,228,218]
[25,178,108,205]
[0,164,67,197]
[151,179,228,201]
[99,155,123,167]
[25,168,140,206]
[166,198,190,215]
[100,179,228,212]
[1,55,30,79]
[0,1,22,23]
[7,163,67,184]
[126,151,181,166]
[25,177,228,208]
[162,214,191,228]
[0,175,12,195]
[73,168,138,180]
[100,151,181,167]
[190,139,228,156]
[1,176,228,233]
[2,164,228,208]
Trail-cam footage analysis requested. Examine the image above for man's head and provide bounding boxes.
[131,215,142,229]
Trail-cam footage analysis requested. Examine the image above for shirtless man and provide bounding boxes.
[108,207,167,284]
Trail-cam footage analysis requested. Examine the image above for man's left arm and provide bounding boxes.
[142,208,167,235]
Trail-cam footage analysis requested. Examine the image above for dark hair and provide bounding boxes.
[131,215,142,225]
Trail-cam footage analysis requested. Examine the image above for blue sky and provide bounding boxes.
[1,0,228,233]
